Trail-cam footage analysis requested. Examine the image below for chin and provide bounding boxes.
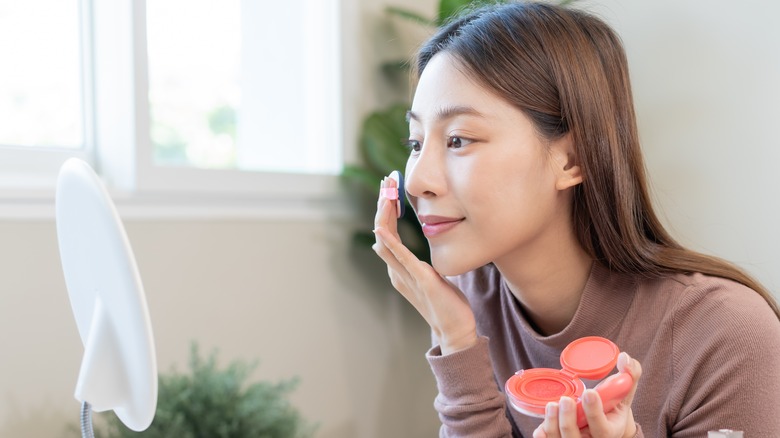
[430,245,481,277]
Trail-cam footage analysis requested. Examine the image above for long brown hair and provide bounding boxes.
[414,1,780,317]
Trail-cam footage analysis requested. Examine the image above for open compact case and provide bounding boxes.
[505,336,633,429]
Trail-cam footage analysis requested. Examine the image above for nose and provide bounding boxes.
[405,141,447,200]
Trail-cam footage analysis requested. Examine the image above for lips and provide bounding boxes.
[417,215,465,238]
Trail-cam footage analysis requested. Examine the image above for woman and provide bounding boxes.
[372,2,780,437]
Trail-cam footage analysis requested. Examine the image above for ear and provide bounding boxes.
[550,133,582,191]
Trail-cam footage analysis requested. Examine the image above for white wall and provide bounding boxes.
[1,0,778,437]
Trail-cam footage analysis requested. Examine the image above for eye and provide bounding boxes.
[447,136,470,149]
[404,138,422,152]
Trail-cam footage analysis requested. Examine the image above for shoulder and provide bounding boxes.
[650,273,780,433]
[655,272,780,373]
[629,271,780,374]
[663,272,778,333]
[633,271,776,323]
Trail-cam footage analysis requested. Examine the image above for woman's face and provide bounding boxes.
[406,52,578,276]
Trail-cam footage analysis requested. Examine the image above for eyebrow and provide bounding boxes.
[405,105,485,123]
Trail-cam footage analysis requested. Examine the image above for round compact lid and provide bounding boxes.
[560,336,620,380]
[505,368,586,417]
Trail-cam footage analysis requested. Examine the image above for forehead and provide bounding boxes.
[410,52,518,125]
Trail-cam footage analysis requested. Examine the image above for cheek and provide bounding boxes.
[454,158,525,205]
[448,156,488,195]
[404,158,419,214]
[466,159,558,228]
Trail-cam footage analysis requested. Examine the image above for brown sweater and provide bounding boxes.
[427,262,780,437]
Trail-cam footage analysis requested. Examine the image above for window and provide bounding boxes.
[146,0,341,174]
[0,0,91,192]
[0,1,85,149]
[0,0,346,217]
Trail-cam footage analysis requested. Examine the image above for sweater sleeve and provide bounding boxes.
[427,336,514,438]
[668,281,780,437]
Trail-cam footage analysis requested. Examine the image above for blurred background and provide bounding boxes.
[0,0,777,436]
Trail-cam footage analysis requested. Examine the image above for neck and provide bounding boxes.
[494,224,593,336]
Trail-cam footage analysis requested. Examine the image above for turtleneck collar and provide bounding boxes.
[502,261,637,350]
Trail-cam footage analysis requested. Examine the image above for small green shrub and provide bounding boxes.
[98,343,314,438]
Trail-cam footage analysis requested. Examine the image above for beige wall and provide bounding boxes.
[0,219,440,437]
[587,0,780,291]
[1,0,778,437]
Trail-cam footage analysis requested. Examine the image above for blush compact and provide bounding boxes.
[505,336,633,429]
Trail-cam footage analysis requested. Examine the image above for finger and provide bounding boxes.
[579,389,607,434]
[374,176,400,236]
[375,225,425,269]
[533,425,548,438]
[540,402,561,438]
[616,352,642,405]
[557,397,581,437]
[372,228,411,282]
[373,228,444,321]
[373,177,389,226]
[373,178,402,262]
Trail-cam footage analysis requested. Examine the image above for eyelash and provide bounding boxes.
[403,139,421,152]
[403,136,471,153]
[447,136,468,149]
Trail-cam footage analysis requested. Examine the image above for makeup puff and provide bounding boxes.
[379,170,406,219]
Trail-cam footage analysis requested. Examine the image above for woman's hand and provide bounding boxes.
[372,175,478,355]
[533,353,643,438]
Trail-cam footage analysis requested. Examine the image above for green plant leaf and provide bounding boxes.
[380,59,412,77]
[437,0,467,25]
[385,6,434,26]
[341,164,383,194]
[352,230,377,248]
[436,0,511,26]
[359,103,411,176]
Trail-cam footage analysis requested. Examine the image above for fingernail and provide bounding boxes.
[559,397,573,413]
[583,389,596,404]
[546,402,557,417]
[619,351,631,369]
